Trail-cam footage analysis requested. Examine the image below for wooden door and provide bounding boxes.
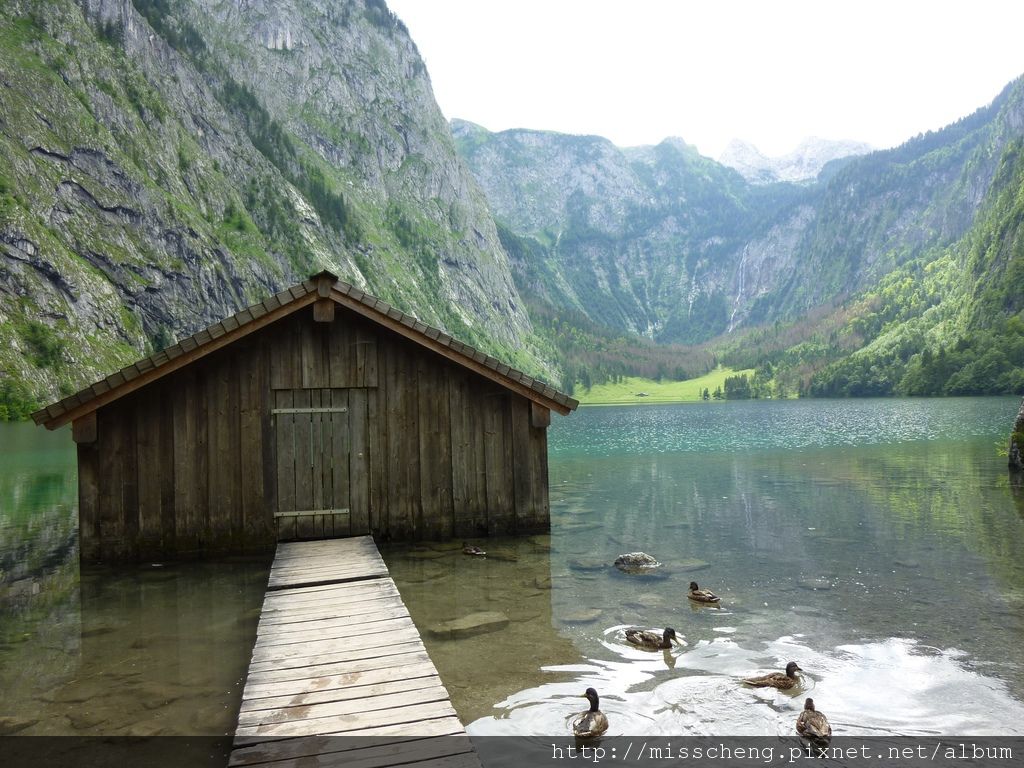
[272,388,367,540]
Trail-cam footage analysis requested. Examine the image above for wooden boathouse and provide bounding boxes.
[33,271,577,562]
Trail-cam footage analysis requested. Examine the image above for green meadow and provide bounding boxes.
[573,367,756,405]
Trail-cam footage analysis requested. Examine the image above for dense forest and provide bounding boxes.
[722,136,1024,398]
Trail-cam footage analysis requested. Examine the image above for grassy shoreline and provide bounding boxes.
[573,367,756,405]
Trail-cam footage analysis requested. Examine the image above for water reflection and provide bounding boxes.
[388,400,1024,736]
[0,423,270,735]
[381,537,581,721]
[4,398,1024,738]
[1,560,269,735]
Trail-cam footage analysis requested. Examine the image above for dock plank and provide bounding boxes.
[237,683,451,728]
[242,650,435,688]
[235,699,459,738]
[231,537,480,768]
[241,662,439,704]
[255,615,414,646]
[229,726,469,767]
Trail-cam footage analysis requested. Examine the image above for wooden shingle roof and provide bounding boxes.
[32,271,578,429]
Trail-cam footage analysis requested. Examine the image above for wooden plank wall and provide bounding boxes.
[82,336,272,561]
[77,307,552,561]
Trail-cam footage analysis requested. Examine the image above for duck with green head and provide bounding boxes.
[571,687,609,739]
[687,581,721,604]
[625,627,681,650]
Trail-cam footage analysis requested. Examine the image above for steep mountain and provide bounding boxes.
[453,78,1024,371]
[786,131,1024,398]
[0,0,544,418]
[718,137,873,184]
[452,119,812,344]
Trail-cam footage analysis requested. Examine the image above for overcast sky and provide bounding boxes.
[387,0,1024,159]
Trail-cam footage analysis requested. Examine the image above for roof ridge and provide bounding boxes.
[32,273,577,428]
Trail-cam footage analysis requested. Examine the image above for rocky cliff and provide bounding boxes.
[454,77,1024,346]
[0,0,541,416]
[453,119,811,342]
[1010,398,1024,470]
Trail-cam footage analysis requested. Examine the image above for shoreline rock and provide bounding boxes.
[1010,397,1024,471]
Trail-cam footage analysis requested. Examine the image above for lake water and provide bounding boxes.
[2,398,1023,739]
[386,398,1024,737]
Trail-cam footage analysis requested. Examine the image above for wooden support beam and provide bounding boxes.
[72,411,97,444]
[313,298,335,323]
[315,272,337,298]
[530,402,551,429]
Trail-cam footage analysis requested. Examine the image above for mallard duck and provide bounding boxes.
[462,542,486,556]
[796,698,832,747]
[571,687,609,739]
[742,661,802,689]
[625,626,681,650]
[687,581,721,603]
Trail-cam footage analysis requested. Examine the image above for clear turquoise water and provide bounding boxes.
[2,398,1024,737]
[0,422,269,736]
[386,398,1024,736]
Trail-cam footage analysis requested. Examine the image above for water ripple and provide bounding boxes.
[551,398,1021,456]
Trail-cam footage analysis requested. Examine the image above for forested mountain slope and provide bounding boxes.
[0,0,546,418]
[455,78,1024,395]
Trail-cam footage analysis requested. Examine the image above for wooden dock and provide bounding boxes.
[229,537,481,768]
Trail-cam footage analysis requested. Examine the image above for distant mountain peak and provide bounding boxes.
[719,137,873,183]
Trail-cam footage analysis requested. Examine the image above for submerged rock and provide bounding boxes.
[561,608,603,624]
[568,558,606,573]
[676,558,711,572]
[532,576,553,590]
[791,605,827,616]
[0,716,38,735]
[893,559,920,569]
[428,611,510,640]
[624,592,665,610]
[404,548,448,560]
[613,552,661,572]
[797,577,833,590]
[67,711,107,731]
[562,522,603,533]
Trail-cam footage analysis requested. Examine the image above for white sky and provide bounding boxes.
[387,0,1024,159]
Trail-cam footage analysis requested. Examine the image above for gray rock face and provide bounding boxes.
[1,0,545,409]
[454,120,791,342]
[1010,398,1024,470]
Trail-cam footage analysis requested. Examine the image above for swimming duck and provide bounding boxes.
[462,542,486,556]
[687,581,721,603]
[796,698,832,747]
[625,626,681,650]
[571,687,609,739]
[742,661,802,689]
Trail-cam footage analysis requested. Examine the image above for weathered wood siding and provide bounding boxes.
[78,306,551,561]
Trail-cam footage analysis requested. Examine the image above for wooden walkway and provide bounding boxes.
[229,537,480,768]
